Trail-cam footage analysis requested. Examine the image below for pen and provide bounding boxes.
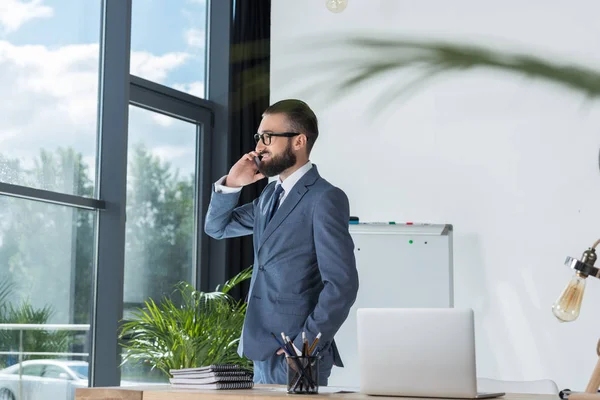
[270,332,291,356]
[280,332,290,353]
[308,332,321,355]
[304,332,312,391]
[286,335,302,356]
[302,332,307,357]
[357,222,396,225]
[281,332,295,356]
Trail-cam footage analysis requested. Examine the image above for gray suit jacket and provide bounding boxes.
[204,165,358,367]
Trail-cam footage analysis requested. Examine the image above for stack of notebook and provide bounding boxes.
[169,364,254,390]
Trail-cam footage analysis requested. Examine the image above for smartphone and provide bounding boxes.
[254,154,263,174]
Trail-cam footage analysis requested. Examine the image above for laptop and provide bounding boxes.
[357,308,504,399]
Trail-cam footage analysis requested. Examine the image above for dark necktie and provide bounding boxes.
[266,184,284,225]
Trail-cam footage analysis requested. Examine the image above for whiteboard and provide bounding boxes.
[328,223,454,387]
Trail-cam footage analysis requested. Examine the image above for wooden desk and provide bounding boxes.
[75,384,558,400]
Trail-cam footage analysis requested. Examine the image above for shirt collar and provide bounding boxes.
[277,161,313,194]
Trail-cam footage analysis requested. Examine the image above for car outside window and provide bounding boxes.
[42,365,70,380]
[19,365,44,377]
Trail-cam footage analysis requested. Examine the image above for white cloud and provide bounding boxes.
[152,145,195,165]
[152,113,174,127]
[0,40,196,189]
[185,28,205,48]
[173,81,205,98]
[0,40,100,173]
[0,0,53,34]
[130,51,190,83]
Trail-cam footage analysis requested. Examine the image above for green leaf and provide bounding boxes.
[118,268,254,377]
[285,36,600,116]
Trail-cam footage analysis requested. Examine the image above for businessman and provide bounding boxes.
[204,99,359,385]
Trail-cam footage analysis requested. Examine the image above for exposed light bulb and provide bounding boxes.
[326,0,348,13]
[552,272,587,322]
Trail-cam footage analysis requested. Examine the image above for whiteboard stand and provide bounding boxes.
[328,223,454,387]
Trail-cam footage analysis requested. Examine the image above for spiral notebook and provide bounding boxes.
[170,364,242,374]
[169,364,254,390]
[173,381,254,390]
[170,370,249,379]
[170,375,253,385]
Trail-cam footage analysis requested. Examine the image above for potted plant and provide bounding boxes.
[118,266,253,377]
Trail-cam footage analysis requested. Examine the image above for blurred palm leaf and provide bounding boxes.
[0,280,14,308]
[233,37,600,111]
[290,37,600,114]
[119,266,253,377]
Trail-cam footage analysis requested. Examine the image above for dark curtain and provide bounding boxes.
[225,0,271,300]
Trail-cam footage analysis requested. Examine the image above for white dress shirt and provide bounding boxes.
[214,161,313,209]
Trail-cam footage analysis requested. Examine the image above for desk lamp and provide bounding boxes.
[552,239,600,400]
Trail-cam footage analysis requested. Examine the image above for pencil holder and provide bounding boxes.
[286,356,319,394]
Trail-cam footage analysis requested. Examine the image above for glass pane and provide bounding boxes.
[121,106,198,385]
[0,195,95,400]
[0,1,101,195]
[130,0,207,97]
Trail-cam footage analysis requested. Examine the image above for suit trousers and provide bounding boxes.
[252,344,335,386]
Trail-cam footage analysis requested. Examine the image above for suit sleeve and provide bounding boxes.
[296,187,359,354]
[204,184,257,239]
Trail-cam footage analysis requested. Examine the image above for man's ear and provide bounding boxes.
[294,134,307,150]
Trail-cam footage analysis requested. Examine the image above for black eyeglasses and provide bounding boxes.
[254,132,300,146]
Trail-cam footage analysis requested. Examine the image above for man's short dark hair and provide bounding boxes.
[263,99,319,154]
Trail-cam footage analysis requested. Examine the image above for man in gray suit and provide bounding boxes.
[204,99,359,385]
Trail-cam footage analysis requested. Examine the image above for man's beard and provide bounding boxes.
[258,141,297,177]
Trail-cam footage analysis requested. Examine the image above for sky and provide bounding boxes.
[0,0,207,195]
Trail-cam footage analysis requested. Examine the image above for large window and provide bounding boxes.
[124,106,198,313]
[0,0,223,394]
[130,0,207,97]
[119,78,212,385]
[0,1,100,399]
[121,106,199,386]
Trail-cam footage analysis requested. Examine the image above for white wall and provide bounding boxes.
[271,0,600,390]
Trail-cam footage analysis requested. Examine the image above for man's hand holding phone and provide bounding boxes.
[224,151,266,188]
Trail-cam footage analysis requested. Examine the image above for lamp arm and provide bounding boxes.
[593,239,600,250]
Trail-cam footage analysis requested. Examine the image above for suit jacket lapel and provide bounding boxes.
[258,166,319,251]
